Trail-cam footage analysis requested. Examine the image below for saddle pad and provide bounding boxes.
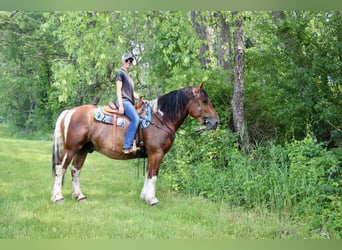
[140,103,152,128]
[94,107,125,127]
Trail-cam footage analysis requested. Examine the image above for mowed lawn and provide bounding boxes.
[0,125,317,239]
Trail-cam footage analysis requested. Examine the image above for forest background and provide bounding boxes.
[0,11,341,237]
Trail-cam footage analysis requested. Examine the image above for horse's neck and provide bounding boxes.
[153,109,188,133]
[172,114,188,131]
[149,97,189,131]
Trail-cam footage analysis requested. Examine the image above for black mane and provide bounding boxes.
[156,87,193,122]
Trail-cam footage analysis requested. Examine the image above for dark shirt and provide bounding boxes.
[115,68,134,104]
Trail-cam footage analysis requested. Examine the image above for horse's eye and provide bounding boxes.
[202,100,208,105]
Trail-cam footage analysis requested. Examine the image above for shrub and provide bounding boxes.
[162,129,341,237]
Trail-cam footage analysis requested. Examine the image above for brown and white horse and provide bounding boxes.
[51,83,219,205]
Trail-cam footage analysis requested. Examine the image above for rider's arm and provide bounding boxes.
[116,80,124,115]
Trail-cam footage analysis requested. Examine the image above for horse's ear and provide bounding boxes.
[193,83,204,96]
[198,82,204,91]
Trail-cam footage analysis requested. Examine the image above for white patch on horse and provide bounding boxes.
[63,109,76,145]
[54,110,68,160]
[71,165,86,201]
[149,98,164,117]
[51,163,66,202]
[157,109,164,116]
[140,176,159,205]
[149,99,158,113]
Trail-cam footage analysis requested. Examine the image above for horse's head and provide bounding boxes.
[188,83,219,131]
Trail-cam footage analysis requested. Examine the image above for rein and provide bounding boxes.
[178,126,207,137]
[140,110,205,138]
[139,104,175,140]
[152,112,176,139]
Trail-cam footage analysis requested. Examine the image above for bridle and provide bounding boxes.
[187,88,211,134]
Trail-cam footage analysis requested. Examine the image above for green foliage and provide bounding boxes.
[285,136,342,234]
[0,12,55,133]
[163,129,341,238]
[49,11,124,107]
[0,10,341,237]
[1,11,341,146]
[141,11,204,95]
[245,11,342,144]
[1,124,326,239]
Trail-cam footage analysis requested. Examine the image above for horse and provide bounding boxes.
[51,83,219,206]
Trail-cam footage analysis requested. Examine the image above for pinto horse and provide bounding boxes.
[51,83,219,205]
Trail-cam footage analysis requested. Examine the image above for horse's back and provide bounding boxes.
[57,105,97,150]
[69,104,97,124]
[55,104,141,160]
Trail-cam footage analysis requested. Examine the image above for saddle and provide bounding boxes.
[95,98,148,154]
[101,102,123,116]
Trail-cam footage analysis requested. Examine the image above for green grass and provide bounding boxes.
[0,124,325,239]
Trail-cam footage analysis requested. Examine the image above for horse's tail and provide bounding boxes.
[52,110,69,177]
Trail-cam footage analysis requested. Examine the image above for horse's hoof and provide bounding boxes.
[150,201,159,206]
[53,198,64,204]
[149,199,159,206]
[77,197,88,203]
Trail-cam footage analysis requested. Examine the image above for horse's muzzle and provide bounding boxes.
[204,116,219,130]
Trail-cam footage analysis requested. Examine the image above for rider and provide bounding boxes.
[115,52,144,154]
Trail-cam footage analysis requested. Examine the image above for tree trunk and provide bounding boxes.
[272,11,285,26]
[215,11,232,70]
[231,12,250,152]
[190,11,210,69]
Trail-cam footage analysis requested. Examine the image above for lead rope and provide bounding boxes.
[137,154,146,178]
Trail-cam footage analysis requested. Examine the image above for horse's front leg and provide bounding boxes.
[140,153,163,206]
[141,175,159,206]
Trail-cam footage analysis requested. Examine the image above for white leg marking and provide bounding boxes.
[140,176,159,205]
[51,163,66,202]
[71,165,86,201]
[140,177,148,200]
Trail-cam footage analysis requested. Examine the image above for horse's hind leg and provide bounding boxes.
[70,150,88,202]
[51,152,73,203]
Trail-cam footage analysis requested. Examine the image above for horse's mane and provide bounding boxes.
[147,87,191,123]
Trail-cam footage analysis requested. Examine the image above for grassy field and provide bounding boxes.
[0,124,325,239]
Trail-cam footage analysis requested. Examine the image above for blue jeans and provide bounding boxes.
[116,100,140,149]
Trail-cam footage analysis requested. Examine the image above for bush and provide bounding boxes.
[162,129,341,238]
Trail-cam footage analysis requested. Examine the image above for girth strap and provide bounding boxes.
[112,114,117,151]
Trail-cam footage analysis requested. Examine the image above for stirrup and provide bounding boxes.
[123,140,141,154]
[123,148,134,154]
[123,147,141,154]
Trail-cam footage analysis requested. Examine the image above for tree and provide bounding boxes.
[190,11,210,69]
[0,11,57,132]
[214,11,232,70]
[231,12,250,151]
[0,10,340,147]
